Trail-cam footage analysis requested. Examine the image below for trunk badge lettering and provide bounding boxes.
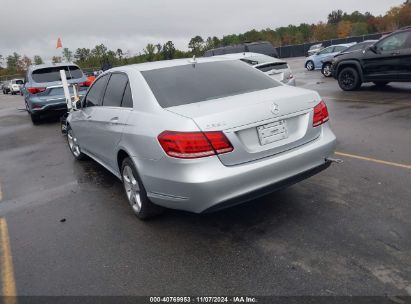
[270,103,280,115]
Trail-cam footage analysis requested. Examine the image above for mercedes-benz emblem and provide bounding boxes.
[270,103,280,115]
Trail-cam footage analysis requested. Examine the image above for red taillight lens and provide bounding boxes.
[158,131,233,159]
[27,87,46,94]
[313,100,329,127]
[79,81,91,87]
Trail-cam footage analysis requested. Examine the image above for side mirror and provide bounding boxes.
[369,45,378,54]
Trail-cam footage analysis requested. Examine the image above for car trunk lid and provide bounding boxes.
[166,86,322,166]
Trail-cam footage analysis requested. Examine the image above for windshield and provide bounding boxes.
[32,66,83,83]
[142,61,279,108]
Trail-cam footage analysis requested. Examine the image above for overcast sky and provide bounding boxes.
[0,0,403,62]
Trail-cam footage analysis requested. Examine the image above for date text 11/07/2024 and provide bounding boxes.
[149,296,258,303]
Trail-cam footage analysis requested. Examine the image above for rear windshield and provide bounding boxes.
[142,61,279,108]
[13,80,23,84]
[32,66,83,83]
[256,62,288,72]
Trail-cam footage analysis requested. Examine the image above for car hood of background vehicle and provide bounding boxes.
[334,49,367,63]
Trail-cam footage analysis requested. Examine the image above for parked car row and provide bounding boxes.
[305,43,356,71]
[2,78,24,95]
[305,26,411,91]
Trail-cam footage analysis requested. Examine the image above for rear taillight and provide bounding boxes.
[313,100,329,127]
[158,131,234,159]
[27,87,46,94]
[79,81,91,87]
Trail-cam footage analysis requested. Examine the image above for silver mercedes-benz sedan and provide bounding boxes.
[66,57,336,219]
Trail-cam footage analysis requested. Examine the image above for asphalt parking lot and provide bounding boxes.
[0,57,410,297]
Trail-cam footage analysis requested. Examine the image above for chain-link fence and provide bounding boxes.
[275,32,390,58]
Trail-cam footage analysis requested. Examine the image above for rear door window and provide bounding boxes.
[85,74,109,107]
[121,82,133,108]
[334,46,347,52]
[102,73,128,107]
[32,66,83,83]
[319,47,333,55]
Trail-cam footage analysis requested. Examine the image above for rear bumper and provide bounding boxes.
[31,101,67,113]
[203,160,331,213]
[136,124,336,213]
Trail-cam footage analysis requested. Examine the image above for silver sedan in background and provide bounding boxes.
[66,58,336,219]
[213,52,296,86]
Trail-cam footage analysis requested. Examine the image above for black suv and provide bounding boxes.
[332,27,411,91]
[204,41,279,58]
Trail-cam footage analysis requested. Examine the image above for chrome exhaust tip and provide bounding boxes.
[326,157,343,164]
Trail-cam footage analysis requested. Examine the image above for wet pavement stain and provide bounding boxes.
[75,162,118,188]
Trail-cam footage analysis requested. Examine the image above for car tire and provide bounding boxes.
[121,157,163,220]
[306,61,315,71]
[30,113,41,124]
[322,63,332,77]
[338,67,362,91]
[373,81,390,87]
[66,125,87,160]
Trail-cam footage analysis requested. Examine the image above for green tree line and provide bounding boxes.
[1,2,410,77]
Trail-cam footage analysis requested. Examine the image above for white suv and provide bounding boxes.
[3,79,24,95]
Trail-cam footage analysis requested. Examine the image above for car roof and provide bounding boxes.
[108,57,235,73]
[28,62,80,72]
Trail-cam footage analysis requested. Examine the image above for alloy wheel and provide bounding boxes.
[341,71,355,89]
[323,64,332,77]
[67,129,81,157]
[122,165,142,214]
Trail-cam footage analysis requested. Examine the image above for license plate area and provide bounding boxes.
[257,120,288,145]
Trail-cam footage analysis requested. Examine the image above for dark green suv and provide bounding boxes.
[332,27,411,91]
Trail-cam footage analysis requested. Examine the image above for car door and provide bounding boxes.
[362,31,410,81]
[396,31,411,81]
[87,72,131,170]
[72,74,109,156]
